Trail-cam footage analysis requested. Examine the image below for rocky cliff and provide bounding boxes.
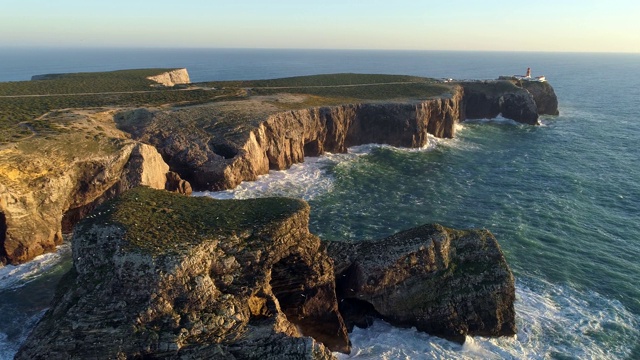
[326,224,516,342]
[521,81,560,115]
[462,80,539,125]
[118,79,559,192]
[1,75,558,265]
[16,187,347,359]
[146,68,191,87]
[16,188,515,359]
[118,89,464,191]
[0,110,191,265]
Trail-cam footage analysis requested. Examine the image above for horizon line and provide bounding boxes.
[1,46,639,55]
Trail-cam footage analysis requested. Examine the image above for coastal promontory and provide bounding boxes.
[0,68,554,358]
[15,187,515,359]
[1,70,558,265]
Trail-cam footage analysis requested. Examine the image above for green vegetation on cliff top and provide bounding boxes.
[0,69,239,144]
[0,70,452,145]
[0,69,176,96]
[83,186,307,255]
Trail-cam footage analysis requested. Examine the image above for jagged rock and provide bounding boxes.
[521,81,560,115]
[16,187,348,359]
[325,223,516,343]
[146,68,191,87]
[117,89,464,191]
[461,81,540,125]
[165,171,192,195]
[0,141,190,265]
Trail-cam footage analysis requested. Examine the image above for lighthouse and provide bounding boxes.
[526,67,531,78]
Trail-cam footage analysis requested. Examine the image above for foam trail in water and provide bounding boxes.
[335,280,639,360]
[463,115,522,126]
[0,243,71,291]
[197,137,465,201]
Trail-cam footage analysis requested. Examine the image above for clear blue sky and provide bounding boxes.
[1,0,639,52]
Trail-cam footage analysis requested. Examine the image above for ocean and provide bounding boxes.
[1,48,639,359]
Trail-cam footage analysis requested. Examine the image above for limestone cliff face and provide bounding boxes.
[16,189,516,358]
[0,143,189,265]
[326,224,516,342]
[146,68,191,87]
[521,81,560,115]
[122,88,464,191]
[16,188,346,359]
[461,81,540,125]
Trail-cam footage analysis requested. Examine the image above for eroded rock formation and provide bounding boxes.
[146,68,191,87]
[16,187,347,359]
[462,81,541,125]
[521,81,559,115]
[118,89,464,191]
[326,224,516,343]
[16,189,516,359]
[1,76,558,265]
[0,143,190,265]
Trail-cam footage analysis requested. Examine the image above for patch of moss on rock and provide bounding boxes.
[82,186,307,255]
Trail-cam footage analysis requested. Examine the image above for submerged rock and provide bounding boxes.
[16,187,348,359]
[326,223,516,343]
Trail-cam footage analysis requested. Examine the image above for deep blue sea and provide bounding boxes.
[1,48,639,359]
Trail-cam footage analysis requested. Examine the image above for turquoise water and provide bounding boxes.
[1,49,639,359]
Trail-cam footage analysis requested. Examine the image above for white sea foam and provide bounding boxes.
[0,243,71,291]
[196,144,397,201]
[196,155,339,201]
[196,136,639,359]
[463,115,522,126]
[197,137,468,201]
[335,281,639,360]
[0,309,46,360]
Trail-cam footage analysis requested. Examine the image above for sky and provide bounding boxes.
[1,0,639,53]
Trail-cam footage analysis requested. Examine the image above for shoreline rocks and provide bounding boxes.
[16,188,516,359]
[326,224,516,343]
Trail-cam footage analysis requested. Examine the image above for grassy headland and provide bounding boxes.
[82,186,307,255]
[0,70,452,145]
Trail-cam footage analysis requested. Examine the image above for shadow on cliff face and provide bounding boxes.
[211,142,238,159]
[334,263,383,332]
[271,254,314,321]
[0,211,7,264]
[270,253,351,353]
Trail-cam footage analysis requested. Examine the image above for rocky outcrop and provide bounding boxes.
[16,189,516,358]
[118,89,464,191]
[521,81,559,115]
[326,224,516,343]
[165,171,193,195]
[0,143,190,265]
[461,81,540,125]
[147,68,191,87]
[16,187,347,359]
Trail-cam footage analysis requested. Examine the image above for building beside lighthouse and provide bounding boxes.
[514,67,546,82]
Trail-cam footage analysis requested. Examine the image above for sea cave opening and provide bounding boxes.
[270,254,313,322]
[303,140,321,157]
[211,143,238,159]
